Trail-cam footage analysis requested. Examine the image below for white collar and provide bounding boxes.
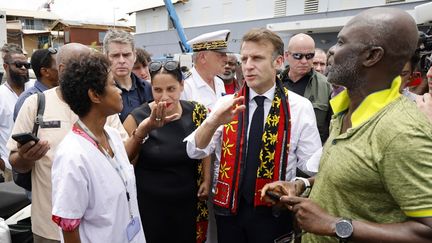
[191,67,211,89]
[249,84,276,103]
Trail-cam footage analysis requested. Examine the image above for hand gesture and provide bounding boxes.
[260,180,305,204]
[282,196,338,236]
[206,95,246,127]
[147,101,180,129]
[135,101,181,138]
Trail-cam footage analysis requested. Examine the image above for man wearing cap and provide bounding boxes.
[280,33,332,144]
[181,29,229,109]
[181,29,230,243]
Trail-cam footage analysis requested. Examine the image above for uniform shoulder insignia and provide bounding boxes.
[183,70,192,79]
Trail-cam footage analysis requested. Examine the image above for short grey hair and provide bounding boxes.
[103,29,135,55]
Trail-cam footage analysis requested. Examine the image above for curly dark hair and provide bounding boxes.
[60,52,110,117]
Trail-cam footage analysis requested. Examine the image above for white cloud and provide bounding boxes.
[0,0,141,25]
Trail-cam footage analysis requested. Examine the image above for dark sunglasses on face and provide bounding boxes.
[149,61,180,73]
[290,52,315,60]
[9,61,31,69]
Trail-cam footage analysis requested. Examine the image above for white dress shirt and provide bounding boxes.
[0,80,34,169]
[185,84,322,180]
[181,67,226,111]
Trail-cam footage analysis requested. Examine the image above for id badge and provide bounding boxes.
[126,216,141,242]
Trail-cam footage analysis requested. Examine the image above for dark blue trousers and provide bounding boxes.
[215,198,294,243]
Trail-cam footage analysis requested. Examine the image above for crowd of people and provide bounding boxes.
[0,6,431,243]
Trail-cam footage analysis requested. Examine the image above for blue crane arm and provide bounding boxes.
[163,0,192,53]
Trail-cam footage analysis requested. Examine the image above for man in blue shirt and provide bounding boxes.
[14,48,58,121]
[103,29,153,122]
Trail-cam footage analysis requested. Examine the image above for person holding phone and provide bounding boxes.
[262,8,432,243]
[123,60,209,243]
[50,52,146,243]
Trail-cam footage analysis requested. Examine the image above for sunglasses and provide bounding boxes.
[9,61,31,69]
[290,52,315,60]
[149,61,180,73]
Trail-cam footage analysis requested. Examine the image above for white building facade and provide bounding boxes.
[131,0,431,57]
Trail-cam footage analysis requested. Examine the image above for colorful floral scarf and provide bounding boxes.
[191,101,209,243]
[213,82,291,214]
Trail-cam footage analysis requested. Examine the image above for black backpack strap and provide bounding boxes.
[32,92,45,136]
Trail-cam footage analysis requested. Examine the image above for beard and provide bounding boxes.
[9,68,29,86]
[327,53,365,91]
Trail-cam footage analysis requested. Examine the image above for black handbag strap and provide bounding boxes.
[32,92,45,136]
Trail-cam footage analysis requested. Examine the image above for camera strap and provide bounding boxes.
[32,92,46,136]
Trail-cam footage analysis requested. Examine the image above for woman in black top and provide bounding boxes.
[123,61,209,243]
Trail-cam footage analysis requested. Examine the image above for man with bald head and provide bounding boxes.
[262,8,432,242]
[7,43,129,243]
[280,33,332,143]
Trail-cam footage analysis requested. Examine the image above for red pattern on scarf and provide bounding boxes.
[213,85,291,213]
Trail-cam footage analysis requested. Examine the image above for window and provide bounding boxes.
[38,35,49,48]
[65,31,70,43]
[168,15,174,30]
[23,18,34,30]
[274,0,286,17]
[304,0,319,14]
[98,32,106,44]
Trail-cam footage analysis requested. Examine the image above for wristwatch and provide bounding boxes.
[294,177,311,197]
[335,218,353,242]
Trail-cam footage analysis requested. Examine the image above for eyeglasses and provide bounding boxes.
[290,52,315,60]
[149,61,180,73]
[8,61,31,69]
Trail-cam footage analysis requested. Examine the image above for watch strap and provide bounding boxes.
[294,177,311,197]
